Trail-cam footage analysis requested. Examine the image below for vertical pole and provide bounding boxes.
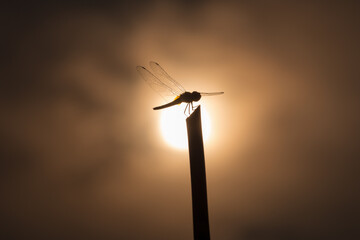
[186,106,211,240]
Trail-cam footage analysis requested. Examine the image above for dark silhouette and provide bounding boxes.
[187,106,211,240]
[137,62,223,114]
[137,62,220,238]
[153,91,201,110]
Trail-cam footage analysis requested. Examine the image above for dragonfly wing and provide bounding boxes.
[200,92,224,96]
[137,66,179,100]
[149,61,186,95]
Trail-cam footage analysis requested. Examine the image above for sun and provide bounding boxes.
[160,105,211,150]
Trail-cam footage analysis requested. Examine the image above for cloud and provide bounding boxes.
[1,1,359,239]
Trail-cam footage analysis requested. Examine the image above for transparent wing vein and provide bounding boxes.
[200,92,224,96]
[149,61,185,95]
[136,66,179,100]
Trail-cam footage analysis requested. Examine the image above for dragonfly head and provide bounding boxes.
[191,91,201,102]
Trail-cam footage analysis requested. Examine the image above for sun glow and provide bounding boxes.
[160,105,211,150]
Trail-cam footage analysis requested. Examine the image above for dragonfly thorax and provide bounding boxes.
[180,91,201,103]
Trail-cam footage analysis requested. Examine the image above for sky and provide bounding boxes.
[1,1,359,239]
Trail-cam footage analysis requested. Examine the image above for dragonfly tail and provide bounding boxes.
[153,98,182,110]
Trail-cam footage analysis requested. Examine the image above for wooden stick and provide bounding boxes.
[186,106,211,240]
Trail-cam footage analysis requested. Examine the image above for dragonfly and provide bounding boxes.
[137,61,224,114]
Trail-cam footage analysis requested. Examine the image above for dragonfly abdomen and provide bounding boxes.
[153,97,183,110]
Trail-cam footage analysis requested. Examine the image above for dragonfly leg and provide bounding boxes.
[184,103,188,115]
[192,102,199,111]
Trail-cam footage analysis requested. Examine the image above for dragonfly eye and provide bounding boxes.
[192,92,201,101]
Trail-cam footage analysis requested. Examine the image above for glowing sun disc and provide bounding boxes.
[160,105,211,150]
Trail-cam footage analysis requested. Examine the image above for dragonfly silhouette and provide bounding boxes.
[137,62,224,114]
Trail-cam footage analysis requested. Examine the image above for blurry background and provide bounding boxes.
[1,1,359,239]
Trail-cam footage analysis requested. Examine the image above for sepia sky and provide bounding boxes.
[1,1,359,239]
